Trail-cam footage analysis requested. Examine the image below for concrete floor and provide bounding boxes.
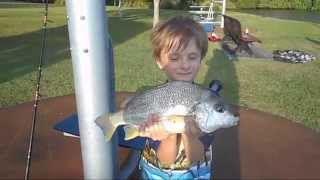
[0,92,319,179]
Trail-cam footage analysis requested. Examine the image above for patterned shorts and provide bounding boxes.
[139,156,212,180]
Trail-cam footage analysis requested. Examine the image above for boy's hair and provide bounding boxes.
[151,16,208,60]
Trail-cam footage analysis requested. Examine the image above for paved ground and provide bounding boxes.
[0,93,319,179]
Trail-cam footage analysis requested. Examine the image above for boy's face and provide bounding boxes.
[156,39,202,82]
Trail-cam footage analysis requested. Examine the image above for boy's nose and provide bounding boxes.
[180,59,190,69]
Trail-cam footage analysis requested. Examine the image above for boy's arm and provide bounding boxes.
[139,115,207,164]
[139,114,179,164]
[156,134,179,164]
[181,117,205,162]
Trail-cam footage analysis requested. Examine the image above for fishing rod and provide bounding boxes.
[25,0,49,179]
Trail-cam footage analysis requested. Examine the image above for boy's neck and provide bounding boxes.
[166,79,194,83]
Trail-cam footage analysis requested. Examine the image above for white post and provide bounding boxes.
[221,0,226,28]
[65,0,118,179]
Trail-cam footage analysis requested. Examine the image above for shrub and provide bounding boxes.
[160,0,191,10]
[235,0,260,9]
[22,0,54,3]
[123,0,152,8]
[229,0,319,10]
[54,0,65,5]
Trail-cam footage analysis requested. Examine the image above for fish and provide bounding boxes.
[95,81,239,141]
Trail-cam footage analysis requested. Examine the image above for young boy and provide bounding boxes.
[135,16,213,179]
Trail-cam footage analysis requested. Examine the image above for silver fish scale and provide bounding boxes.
[123,81,206,125]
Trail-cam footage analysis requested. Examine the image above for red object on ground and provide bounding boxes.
[1,92,320,179]
[208,34,221,42]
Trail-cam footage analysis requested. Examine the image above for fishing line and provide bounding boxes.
[25,0,49,179]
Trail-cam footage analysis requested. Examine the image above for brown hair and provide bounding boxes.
[151,16,208,61]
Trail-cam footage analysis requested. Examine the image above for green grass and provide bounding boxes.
[0,4,319,130]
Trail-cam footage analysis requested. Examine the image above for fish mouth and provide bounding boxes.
[228,104,240,117]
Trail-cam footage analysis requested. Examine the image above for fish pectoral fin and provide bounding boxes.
[160,115,190,133]
[161,115,188,122]
[123,125,139,140]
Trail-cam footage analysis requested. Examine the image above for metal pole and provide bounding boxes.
[65,0,118,179]
[221,0,226,28]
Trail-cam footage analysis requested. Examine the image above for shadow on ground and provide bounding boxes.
[107,9,153,46]
[203,48,241,178]
[306,37,320,45]
[0,9,152,83]
[0,25,69,83]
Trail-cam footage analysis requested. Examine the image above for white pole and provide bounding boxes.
[221,0,226,28]
[65,0,118,179]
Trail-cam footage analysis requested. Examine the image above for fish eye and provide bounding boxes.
[214,103,225,113]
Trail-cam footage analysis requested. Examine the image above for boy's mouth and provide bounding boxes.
[177,72,192,76]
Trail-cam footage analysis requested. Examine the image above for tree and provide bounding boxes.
[118,0,122,8]
[153,0,161,28]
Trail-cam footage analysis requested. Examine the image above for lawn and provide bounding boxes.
[0,4,319,130]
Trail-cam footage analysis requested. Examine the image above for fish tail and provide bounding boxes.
[95,111,125,141]
[123,125,139,140]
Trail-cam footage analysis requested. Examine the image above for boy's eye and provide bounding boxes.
[189,56,199,61]
[169,57,178,61]
[188,53,200,60]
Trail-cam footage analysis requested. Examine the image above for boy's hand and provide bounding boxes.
[184,116,202,137]
[139,114,171,141]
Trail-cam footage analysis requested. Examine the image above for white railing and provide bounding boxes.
[189,0,226,28]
